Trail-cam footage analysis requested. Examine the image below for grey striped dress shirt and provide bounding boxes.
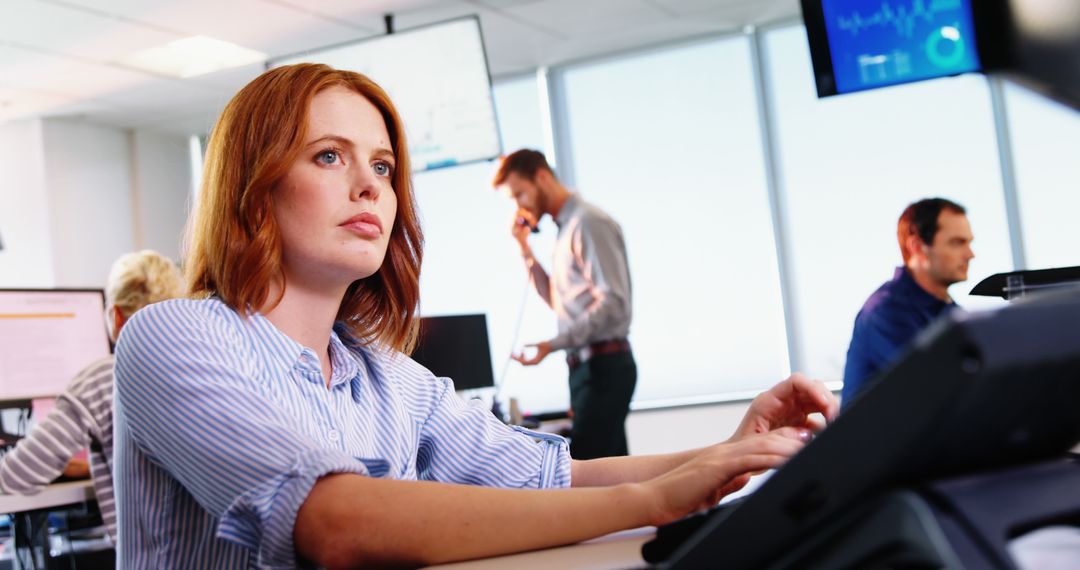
[527,194,633,352]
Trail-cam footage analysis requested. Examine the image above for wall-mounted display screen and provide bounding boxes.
[271,17,502,172]
[803,0,982,96]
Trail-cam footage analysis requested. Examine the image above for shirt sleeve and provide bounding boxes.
[113,301,371,568]
[400,359,570,489]
[0,373,99,493]
[842,307,924,406]
[549,215,633,351]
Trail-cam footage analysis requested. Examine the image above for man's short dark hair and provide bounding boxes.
[492,149,556,186]
[897,197,967,261]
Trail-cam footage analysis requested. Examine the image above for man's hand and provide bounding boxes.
[732,373,839,441]
[510,210,536,251]
[512,341,553,366]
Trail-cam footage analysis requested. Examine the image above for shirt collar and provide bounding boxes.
[247,311,360,389]
[892,266,952,309]
[554,193,580,229]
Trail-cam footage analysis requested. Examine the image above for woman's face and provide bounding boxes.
[272,86,398,292]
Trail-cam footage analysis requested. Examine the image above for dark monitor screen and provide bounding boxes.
[802,0,983,97]
[410,314,495,391]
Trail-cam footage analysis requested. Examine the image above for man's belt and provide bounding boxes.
[566,338,631,369]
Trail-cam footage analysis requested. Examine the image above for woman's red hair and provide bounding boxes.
[186,63,423,352]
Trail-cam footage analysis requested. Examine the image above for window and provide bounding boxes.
[1004,82,1080,270]
[762,25,1012,382]
[559,36,790,407]
[413,75,570,415]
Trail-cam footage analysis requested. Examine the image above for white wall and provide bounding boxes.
[0,119,192,290]
[0,119,53,287]
[131,130,193,262]
[627,400,751,456]
[42,120,135,288]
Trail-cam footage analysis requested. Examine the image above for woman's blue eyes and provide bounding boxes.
[314,150,393,177]
[316,150,340,165]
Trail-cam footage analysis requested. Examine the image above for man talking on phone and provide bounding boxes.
[493,149,636,459]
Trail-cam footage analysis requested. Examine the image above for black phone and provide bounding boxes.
[516,214,540,234]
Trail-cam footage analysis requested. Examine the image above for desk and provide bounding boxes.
[0,481,94,514]
[427,527,654,570]
[1,481,97,569]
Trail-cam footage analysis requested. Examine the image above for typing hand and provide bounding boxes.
[731,373,839,441]
[642,428,811,526]
[512,341,552,366]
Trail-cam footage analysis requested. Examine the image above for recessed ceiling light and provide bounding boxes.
[119,36,267,78]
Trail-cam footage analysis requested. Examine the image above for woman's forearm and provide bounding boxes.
[295,473,656,568]
[570,447,703,487]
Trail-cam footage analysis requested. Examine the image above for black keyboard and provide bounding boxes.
[641,496,748,564]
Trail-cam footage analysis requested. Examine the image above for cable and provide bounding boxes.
[493,273,533,411]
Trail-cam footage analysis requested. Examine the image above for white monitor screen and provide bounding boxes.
[271,17,502,172]
[0,289,110,400]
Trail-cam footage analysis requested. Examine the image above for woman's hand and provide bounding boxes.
[62,459,90,479]
[732,373,839,441]
[639,427,811,526]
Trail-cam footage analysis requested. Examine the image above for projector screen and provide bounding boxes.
[271,17,502,172]
[0,289,111,401]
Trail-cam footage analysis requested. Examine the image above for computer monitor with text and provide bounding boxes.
[0,289,110,401]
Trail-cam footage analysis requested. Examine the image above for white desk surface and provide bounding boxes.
[0,480,95,514]
[427,526,655,570]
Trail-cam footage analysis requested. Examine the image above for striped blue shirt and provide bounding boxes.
[113,298,571,569]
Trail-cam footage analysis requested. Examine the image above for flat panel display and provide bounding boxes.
[0,289,110,400]
[803,0,982,96]
[410,313,495,391]
[271,17,502,172]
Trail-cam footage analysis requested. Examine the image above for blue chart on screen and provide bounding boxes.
[822,0,981,94]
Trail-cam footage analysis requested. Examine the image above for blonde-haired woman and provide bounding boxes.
[0,250,183,541]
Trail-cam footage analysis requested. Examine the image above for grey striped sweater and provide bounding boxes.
[0,355,116,541]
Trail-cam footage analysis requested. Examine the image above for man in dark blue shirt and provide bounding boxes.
[842,198,975,408]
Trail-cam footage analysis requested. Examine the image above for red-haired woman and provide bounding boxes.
[113,63,838,568]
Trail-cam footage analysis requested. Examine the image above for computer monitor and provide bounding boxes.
[410,314,496,391]
[0,289,110,401]
[662,287,1080,568]
[802,0,984,97]
[992,0,1080,111]
[270,16,502,172]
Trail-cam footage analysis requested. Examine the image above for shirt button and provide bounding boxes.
[328,429,340,443]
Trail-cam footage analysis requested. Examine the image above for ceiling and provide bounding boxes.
[0,0,802,136]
